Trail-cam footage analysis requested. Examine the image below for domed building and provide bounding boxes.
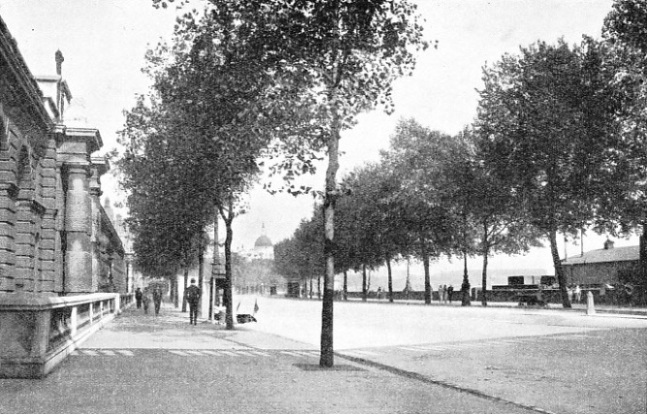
[252,225,274,260]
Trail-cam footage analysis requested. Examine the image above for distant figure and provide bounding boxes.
[447,285,454,303]
[186,279,201,325]
[152,287,163,316]
[439,285,446,303]
[135,288,143,309]
[574,285,582,303]
[142,290,151,314]
[567,286,574,303]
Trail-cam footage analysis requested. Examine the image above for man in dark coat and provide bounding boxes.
[186,279,201,325]
[135,288,143,309]
[152,286,163,316]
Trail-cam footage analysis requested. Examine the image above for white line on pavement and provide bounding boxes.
[168,350,190,356]
[248,351,270,357]
[218,350,240,357]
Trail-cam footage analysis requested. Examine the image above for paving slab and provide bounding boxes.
[0,303,542,414]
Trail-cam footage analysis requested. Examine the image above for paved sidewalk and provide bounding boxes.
[0,302,542,414]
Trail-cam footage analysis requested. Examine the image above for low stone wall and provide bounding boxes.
[0,292,134,378]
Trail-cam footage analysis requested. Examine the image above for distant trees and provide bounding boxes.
[383,120,457,304]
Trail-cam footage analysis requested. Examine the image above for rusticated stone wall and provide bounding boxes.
[0,17,124,296]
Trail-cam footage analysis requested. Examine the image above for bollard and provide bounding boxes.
[586,291,596,315]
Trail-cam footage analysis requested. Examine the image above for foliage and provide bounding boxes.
[382,119,456,304]
[476,38,627,307]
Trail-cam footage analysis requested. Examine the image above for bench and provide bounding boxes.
[517,293,546,307]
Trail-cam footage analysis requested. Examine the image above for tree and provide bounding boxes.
[121,3,315,328]
[145,0,426,365]
[477,39,624,308]
[449,128,542,306]
[260,0,427,367]
[337,162,411,303]
[384,119,456,305]
[118,95,214,302]
[602,0,647,283]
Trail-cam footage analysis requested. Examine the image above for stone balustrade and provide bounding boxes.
[0,292,133,378]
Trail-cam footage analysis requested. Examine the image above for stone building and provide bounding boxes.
[0,16,124,297]
[0,15,130,378]
[561,239,641,286]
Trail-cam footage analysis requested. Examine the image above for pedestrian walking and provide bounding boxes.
[142,290,151,314]
[574,285,582,303]
[567,286,574,303]
[439,285,446,303]
[186,278,201,325]
[135,287,143,309]
[447,285,454,304]
[152,286,163,316]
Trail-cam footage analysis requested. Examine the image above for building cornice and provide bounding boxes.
[0,16,52,129]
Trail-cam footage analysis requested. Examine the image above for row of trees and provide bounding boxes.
[273,1,647,310]
[118,0,427,367]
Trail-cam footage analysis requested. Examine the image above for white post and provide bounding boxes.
[70,306,78,336]
[586,291,596,315]
[89,302,94,324]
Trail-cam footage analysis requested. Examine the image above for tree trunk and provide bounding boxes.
[481,244,489,307]
[181,266,189,312]
[320,106,340,369]
[219,197,236,330]
[640,223,647,283]
[309,277,313,299]
[362,264,368,302]
[172,276,179,308]
[386,257,393,303]
[550,228,571,308]
[421,235,431,305]
[317,275,321,300]
[210,217,220,320]
[343,270,348,301]
[198,244,204,318]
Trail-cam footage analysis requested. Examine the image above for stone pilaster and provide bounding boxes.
[111,252,126,293]
[63,164,92,293]
[89,182,101,292]
[0,185,17,292]
[39,138,58,294]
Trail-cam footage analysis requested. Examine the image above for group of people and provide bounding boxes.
[134,279,201,324]
[134,286,164,315]
[437,284,454,303]
[567,285,583,303]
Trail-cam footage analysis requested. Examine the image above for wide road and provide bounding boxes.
[245,296,647,414]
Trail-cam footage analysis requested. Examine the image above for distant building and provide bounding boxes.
[242,224,274,260]
[561,239,641,286]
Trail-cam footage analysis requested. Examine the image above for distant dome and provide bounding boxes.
[254,235,272,248]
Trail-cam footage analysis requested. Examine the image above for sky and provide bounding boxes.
[0,0,639,286]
